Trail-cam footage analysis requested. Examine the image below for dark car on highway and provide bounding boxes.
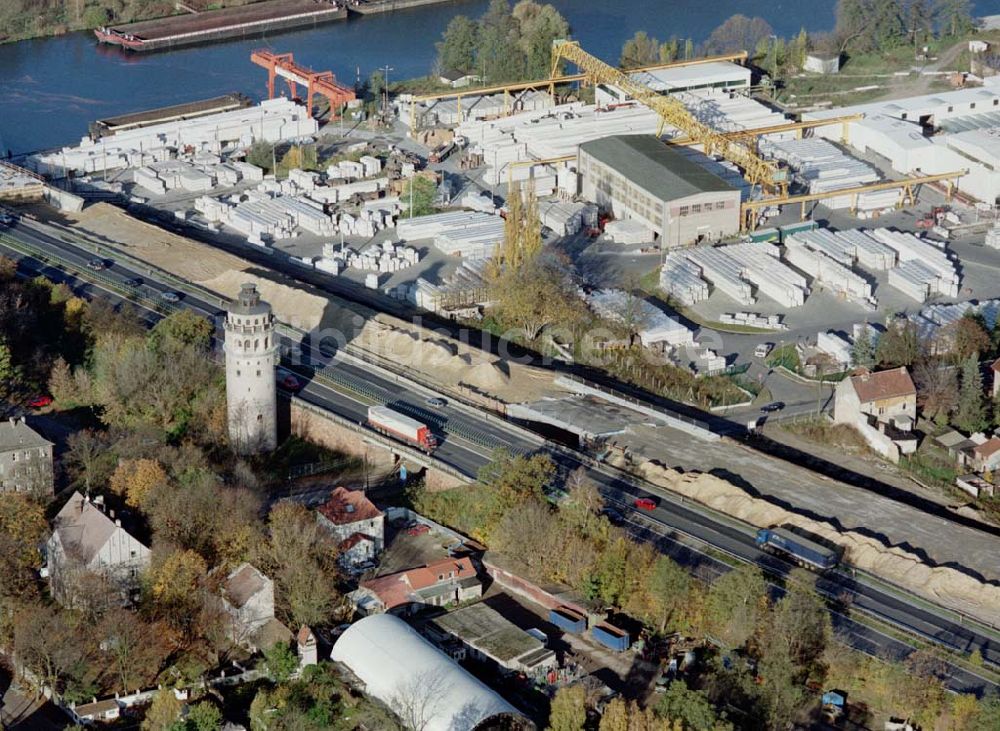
[760,401,786,413]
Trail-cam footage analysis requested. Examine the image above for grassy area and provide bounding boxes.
[900,448,959,489]
[780,418,874,454]
[767,343,801,371]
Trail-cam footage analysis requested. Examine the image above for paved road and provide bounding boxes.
[3,220,999,696]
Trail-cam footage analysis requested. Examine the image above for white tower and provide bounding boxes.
[225,283,278,454]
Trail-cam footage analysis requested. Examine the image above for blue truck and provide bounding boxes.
[591,624,630,652]
[755,526,839,572]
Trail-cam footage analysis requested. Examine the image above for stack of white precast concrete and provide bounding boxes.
[32,99,317,178]
[415,89,554,128]
[679,90,792,138]
[718,312,787,330]
[871,228,960,299]
[586,289,694,348]
[763,138,880,208]
[986,225,1000,249]
[605,219,654,245]
[396,211,504,258]
[724,242,809,307]
[659,256,711,306]
[788,228,896,271]
[816,330,853,367]
[538,199,597,237]
[783,238,876,306]
[407,258,491,312]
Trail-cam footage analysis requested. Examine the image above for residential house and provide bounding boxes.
[317,487,384,570]
[47,492,150,609]
[354,556,483,615]
[438,69,482,88]
[69,698,122,724]
[833,367,918,463]
[991,357,1000,398]
[298,625,318,668]
[971,437,1000,473]
[216,563,292,651]
[0,416,53,495]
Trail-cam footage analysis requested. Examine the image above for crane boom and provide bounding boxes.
[550,40,786,193]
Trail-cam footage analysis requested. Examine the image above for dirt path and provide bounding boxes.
[869,38,967,103]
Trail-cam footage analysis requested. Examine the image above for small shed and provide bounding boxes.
[804,54,841,75]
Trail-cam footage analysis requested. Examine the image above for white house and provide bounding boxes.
[438,69,483,89]
[0,416,54,495]
[833,367,919,463]
[317,487,385,569]
[804,53,840,75]
[216,563,292,651]
[47,492,150,609]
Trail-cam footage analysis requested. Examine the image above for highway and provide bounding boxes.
[2,218,999,696]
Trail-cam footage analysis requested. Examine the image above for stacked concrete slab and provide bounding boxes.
[783,242,875,305]
[33,99,317,178]
[538,199,597,237]
[586,289,694,347]
[871,228,960,300]
[396,211,504,258]
[787,228,896,271]
[762,138,880,208]
[658,257,710,306]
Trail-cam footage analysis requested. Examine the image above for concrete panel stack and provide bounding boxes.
[986,225,1000,249]
[232,161,264,182]
[783,240,875,306]
[871,228,960,298]
[679,247,755,305]
[288,168,319,192]
[586,289,694,347]
[659,256,711,306]
[605,219,654,245]
[538,199,590,236]
[179,168,214,192]
[214,164,240,187]
[360,155,382,177]
[816,330,852,367]
[762,138,880,206]
[133,167,166,195]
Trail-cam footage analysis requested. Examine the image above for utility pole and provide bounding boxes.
[380,64,394,126]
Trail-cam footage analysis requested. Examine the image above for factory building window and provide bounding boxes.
[679,206,689,217]
[691,204,701,214]
[716,201,726,210]
[901,113,907,120]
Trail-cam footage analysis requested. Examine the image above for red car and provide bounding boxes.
[406,524,431,537]
[28,395,53,409]
[634,497,658,511]
[279,374,302,392]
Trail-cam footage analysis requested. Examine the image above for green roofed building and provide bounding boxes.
[578,134,741,247]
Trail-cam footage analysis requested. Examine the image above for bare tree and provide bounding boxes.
[392,672,450,731]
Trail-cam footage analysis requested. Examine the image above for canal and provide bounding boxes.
[0,0,986,154]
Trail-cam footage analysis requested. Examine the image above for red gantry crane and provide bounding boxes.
[250,50,355,118]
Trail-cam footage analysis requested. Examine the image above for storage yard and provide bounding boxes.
[20,44,1000,398]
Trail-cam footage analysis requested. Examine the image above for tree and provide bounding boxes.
[938,0,974,37]
[368,69,386,101]
[767,569,830,669]
[97,609,170,693]
[246,141,275,174]
[704,564,768,648]
[913,359,958,425]
[151,310,213,352]
[14,604,95,702]
[142,688,183,731]
[0,336,17,401]
[636,556,690,633]
[547,684,587,731]
[436,15,479,74]
[956,354,988,433]
[263,641,299,683]
[401,175,438,217]
[479,448,555,512]
[147,549,208,631]
[620,31,662,68]
[599,697,630,731]
[477,0,523,83]
[851,324,875,368]
[186,702,223,731]
[512,0,570,79]
[110,458,169,508]
[489,254,585,340]
[654,680,722,731]
[876,318,920,368]
[757,641,807,730]
[952,313,991,361]
[704,15,774,55]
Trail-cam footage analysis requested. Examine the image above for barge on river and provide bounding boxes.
[94,0,348,52]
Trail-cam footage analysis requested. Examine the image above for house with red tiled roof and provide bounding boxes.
[834,367,917,426]
[353,557,483,616]
[833,367,918,463]
[972,436,1000,473]
[316,487,384,570]
[990,357,1000,398]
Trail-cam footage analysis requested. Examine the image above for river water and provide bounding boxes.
[0,0,988,154]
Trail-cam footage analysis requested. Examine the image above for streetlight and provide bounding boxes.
[380,64,394,125]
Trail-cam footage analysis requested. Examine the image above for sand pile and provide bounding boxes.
[635,460,1000,626]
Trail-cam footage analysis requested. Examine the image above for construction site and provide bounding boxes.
[22,40,1000,383]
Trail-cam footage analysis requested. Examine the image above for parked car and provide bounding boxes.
[86,258,107,271]
[160,291,181,303]
[426,396,447,408]
[28,395,53,409]
[753,342,774,358]
[280,374,302,392]
[634,497,658,511]
[760,401,785,413]
[124,277,143,288]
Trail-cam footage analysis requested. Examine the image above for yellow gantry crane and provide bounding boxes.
[550,39,788,195]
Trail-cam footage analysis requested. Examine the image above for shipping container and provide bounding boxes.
[748,227,780,243]
[591,623,630,652]
[778,220,819,242]
[548,607,586,634]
